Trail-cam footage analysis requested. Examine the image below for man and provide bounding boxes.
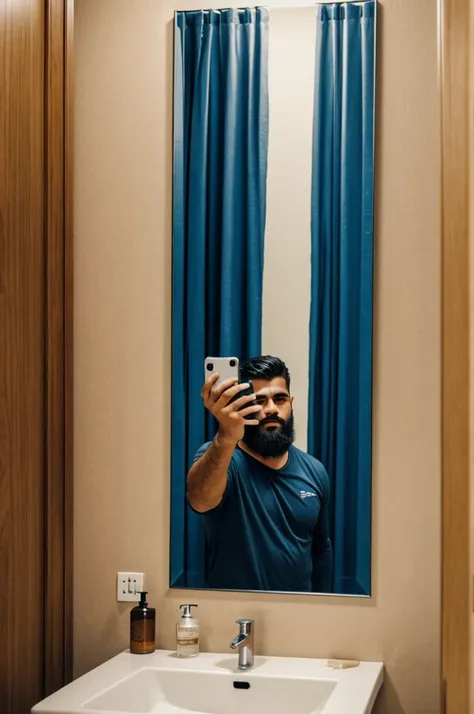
[186,355,333,592]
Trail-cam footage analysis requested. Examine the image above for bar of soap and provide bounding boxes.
[327,658,360,669]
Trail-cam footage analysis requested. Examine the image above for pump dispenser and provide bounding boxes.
[130,591,156,655]
[176,604,199,657]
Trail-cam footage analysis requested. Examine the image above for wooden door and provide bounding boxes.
[440,0,472,713]
[0,1,73,712]
[0,1,46,710]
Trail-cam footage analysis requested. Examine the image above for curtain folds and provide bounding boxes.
[308,0,376,595]
[171,8,269,587]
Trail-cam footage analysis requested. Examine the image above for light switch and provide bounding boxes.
[117,572,144,602]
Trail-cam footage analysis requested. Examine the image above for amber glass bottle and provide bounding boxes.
[130,591,156,654]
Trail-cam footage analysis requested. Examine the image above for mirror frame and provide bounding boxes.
[169,2,375,598]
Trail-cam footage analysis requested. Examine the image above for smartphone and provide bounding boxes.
[228,380,256,420]
[204,357,256,419]
[204,356,239,387]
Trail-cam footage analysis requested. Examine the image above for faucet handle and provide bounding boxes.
[236,618,254,634]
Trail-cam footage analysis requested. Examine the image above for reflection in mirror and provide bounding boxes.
[171,2,376,596]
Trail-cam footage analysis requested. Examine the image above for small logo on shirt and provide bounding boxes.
[300,490,317,499]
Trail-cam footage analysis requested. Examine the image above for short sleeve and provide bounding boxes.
[192,441,212,464]
[314,461,330,505]
[189,441,239,514]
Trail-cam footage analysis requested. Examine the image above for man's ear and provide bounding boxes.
[290,395,294,407]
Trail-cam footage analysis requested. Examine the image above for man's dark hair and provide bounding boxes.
[239,355,291,391]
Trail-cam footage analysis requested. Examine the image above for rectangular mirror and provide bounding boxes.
[171,1,376,596]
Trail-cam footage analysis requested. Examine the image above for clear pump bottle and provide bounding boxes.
[176,604,199,657]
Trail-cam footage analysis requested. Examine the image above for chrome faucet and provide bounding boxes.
[230,619,255,670]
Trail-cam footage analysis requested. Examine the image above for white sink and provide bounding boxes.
[32,650,383,714]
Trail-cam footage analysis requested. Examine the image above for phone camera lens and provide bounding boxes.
[230,359,236,367]
[207,363,213,372]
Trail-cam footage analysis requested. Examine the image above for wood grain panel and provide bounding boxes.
[0,1,46,711]
[64,0,75,687]
[1,0,73,709]
[44,0,66,696]
[440,0,471,712]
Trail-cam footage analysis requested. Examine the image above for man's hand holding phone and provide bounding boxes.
[201,373,261,444]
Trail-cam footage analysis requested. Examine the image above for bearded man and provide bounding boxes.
[187,355,333,593]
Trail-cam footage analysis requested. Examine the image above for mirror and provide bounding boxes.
[171,1,376,596]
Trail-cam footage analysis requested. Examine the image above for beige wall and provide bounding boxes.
[263,6,315,451]
[73,1,441,713]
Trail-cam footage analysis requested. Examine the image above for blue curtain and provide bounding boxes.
[308,1,376,595]
[171,8,269,588]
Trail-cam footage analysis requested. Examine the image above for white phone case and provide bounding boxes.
[204,356,239,387]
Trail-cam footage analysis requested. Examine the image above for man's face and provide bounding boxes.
[241,377,295,458]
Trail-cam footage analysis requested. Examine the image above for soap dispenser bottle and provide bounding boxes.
[130,591,156,655]
[176,604,199,657]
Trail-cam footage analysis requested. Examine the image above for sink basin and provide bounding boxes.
[84,668,335,714]
[32,650,383,714]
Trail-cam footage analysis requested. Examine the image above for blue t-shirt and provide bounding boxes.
[191,443,333,592]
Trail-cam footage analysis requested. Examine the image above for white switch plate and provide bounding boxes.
[117,572,144,602]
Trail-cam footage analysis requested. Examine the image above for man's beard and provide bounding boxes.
[242,412,295,458]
